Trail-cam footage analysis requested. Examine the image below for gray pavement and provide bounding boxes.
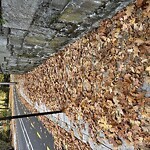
[13,87,54,150]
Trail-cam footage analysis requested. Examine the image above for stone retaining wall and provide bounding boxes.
[1,0,133,74]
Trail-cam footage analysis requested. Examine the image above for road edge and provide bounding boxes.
[10,74,17,150]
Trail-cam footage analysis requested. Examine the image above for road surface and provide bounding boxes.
[13,87,54,150]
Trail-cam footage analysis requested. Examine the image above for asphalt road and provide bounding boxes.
[13,87,54,150]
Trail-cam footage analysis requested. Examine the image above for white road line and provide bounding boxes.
[15,93,30,149]
[20,118,34,150]
[14,91,21,150]
[15,124,20,150]
[15,93,34,150]
[18,119,30,149]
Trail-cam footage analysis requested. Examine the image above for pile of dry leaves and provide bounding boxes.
[16,0,150,149]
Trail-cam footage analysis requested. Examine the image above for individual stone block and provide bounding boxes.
[2,0,41,30]
[51,0,69,10]
[24,36,47,47]
[48,36,69,49]
[59,4,87,23]
[29,26,56,39]
[8,35,23,46]
[0,35,11,64]
[10,28,25,37]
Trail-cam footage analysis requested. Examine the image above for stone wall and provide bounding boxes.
[1,0,133,74]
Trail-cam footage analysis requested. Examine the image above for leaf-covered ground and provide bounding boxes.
[16,0,150,149]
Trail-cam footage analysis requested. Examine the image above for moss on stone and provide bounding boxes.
[59,6,86,23]
[25,36,47,46]
[48,37,68,49]
[17,53,35,58]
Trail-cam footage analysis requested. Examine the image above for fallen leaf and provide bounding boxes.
[124,74,131,83]
[115,106,124,123]
[136,0,144,7]
[98,116,112,130]
[122,23,128,31]
[134,23,139,30]
[130,18,136,25]
[124,5,134,19]
[127,48,133,53]
[133,45,140,57]
[139,23,144,31]
[144,77,150,84]
[127,96,133,105]
[83,79,91,92]
[127,132,133,142]
[146,1,150,12]
[143,1,150,17]
[146,66,150,75]
[113,96,119,105]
